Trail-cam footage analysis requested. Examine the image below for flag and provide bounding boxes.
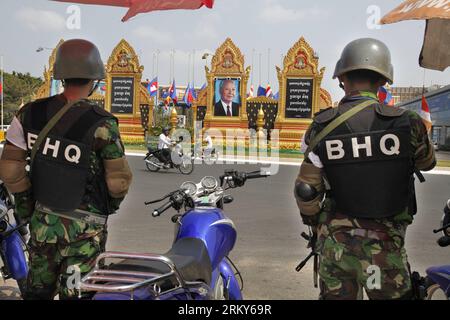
[257,85,266,97]
[191,84,198,100]
[378,86,394,106]
[199,83,207,91]
[147,77,158,97]
[248,84,254,98]
[273,92,279,100]
[183,83,194,107]
[420,95,432,133]
[169,79,177,104]
[265,84,273,98]
[0,81,2,98]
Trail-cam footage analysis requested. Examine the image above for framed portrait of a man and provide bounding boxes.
[213,78,241,117]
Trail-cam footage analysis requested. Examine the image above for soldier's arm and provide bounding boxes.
[408,111,436,172]
[95,119,133,211]
[0,115,35,221]
[294,124,326,227]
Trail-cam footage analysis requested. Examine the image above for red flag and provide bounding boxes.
[52,0,215,22]
[0,82,2,96]
[420,95,432,133]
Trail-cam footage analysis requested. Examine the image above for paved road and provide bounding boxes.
[101,156,450,300]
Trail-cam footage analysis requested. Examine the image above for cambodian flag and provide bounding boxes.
[191,84,198,100]
[420,95,432,133]
[378,86,394,106]
[257,85,266,97]
[265,84,273,98]
[183,83,194,107]
[169,79,177,104]
[273,92,279,100]
[248,84,254,98]
[147,77,158,97]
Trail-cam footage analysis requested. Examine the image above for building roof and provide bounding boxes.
[395,84,450,108]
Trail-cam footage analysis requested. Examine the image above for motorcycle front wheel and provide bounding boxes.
[425,278,448,300]
[145,155,161,172]
[177,155,194,175]
[213,274,229,300]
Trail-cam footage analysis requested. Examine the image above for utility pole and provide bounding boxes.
[1,55,4,130]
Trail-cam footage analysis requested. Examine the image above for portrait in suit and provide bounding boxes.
[213,79,241,117]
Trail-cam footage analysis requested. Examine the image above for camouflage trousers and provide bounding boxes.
[317,222,413,300]
[24,231,107,300]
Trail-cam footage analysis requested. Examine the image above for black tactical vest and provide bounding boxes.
[314,99,415,219]
[21,95,115,213]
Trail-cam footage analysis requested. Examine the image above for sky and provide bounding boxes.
[0,0,449,103]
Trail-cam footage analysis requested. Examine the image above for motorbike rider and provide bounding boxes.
[294,38,436,300]
[0,39,133,299]
[203,132,216,158]
[158,127,173,168]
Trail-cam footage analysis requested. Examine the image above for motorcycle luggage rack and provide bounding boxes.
[79,252,187,298]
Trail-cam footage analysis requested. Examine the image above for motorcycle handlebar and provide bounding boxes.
[245,171,271,180]
[152,200,174,217]
[433,223,450,234]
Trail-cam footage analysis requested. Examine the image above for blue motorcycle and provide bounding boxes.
[80,169,270,300]
[424,199,450,300]
[0,183,28,298]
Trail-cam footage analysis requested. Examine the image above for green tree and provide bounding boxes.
[2,71,43,124]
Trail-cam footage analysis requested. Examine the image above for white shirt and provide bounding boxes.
[5,117,27,150]
[221,100,233,116]
[158,133,172,150]
[300,133,323,168]
[205,136,213,149]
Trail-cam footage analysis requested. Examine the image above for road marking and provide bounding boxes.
[126,152,450,175]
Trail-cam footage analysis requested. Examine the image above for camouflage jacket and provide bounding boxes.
[10,97,126,244]
[300,91,436,231]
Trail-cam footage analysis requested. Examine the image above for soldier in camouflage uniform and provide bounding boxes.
[294,38,436,300]
[0,39,133,299]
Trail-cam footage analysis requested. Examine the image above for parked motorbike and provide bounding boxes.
[79,169,270,300]
[0,183,28,297]
[424,199,450,300]
[144,137,194,175]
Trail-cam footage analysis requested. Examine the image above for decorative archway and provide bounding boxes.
[203,38,251,134]
[276,37,326,150]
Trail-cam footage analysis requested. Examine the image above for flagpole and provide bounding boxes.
[267,48,271,86]
[188,52,191,90]
[192,49,196,88]
[259,52,262,87]
[156,50,160,107]
[1,55,4,130]
[422,68,426,95]
[251,49,255,87]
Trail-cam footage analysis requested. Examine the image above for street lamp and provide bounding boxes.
[202,52,212,68]
[36,47,52,53]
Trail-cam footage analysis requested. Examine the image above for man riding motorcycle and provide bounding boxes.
[158,127,174,169]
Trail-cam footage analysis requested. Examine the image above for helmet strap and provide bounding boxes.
[88,80,101,97]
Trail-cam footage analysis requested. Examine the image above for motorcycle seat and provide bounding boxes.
[109,238,212,285]
[147,147,159,154]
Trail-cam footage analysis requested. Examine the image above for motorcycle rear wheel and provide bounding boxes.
[145,155,161,172]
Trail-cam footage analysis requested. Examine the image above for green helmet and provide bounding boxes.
[53,39,106,81]
[333,38,394,84]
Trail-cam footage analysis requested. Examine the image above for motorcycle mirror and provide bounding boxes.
[223,195,234,204]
